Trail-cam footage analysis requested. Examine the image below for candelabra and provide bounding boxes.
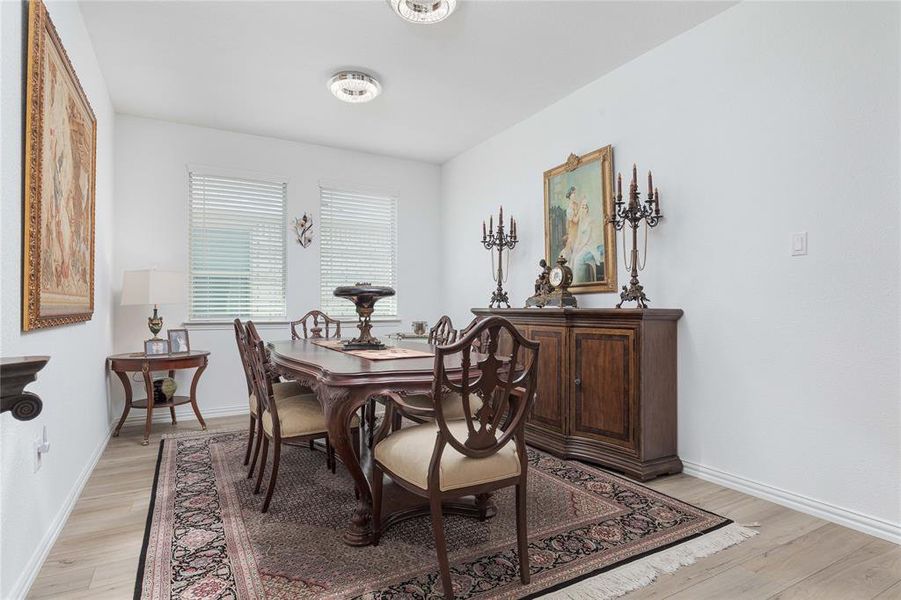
[609,164,663,308]
[481,206,518,308]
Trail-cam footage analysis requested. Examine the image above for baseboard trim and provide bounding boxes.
[682,460,900,545]
[9,423,115,599]
[122,402,248,426]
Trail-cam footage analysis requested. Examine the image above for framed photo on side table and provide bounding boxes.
[168,329,190,353]
[144,339,169,356]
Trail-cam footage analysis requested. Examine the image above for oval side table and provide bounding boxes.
[108,350,209,445]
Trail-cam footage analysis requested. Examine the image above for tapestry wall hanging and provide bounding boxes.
[543,145,616,293]
[22,0,97,331]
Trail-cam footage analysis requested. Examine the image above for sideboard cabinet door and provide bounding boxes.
[569,328,639,455]
[526,325,567,435]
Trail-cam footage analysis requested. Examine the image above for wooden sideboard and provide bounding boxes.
[472,308,683,481]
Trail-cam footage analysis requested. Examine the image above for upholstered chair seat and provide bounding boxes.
[374,420,520,491]
[249,381,305,415]
[261,394,360,438]
[404,392,482,421]
[399,392,483,421]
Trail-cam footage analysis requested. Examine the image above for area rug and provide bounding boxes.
[135,429,755,599]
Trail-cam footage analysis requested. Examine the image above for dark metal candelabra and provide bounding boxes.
[609,164,663,308]
[481,206,518,308]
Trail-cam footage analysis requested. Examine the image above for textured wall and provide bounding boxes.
[0,1,116,597]
[440,2,900,536]
[111,115,443,422]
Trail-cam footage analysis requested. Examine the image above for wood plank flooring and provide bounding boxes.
[28,415,900,599]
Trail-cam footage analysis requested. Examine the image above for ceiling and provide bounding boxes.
[80,1,734,164]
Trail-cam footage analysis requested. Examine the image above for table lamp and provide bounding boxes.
[121,270,186,339]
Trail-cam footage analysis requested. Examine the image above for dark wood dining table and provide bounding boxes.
[267,338,473,546]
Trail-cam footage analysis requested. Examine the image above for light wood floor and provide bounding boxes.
[29,415,900,599]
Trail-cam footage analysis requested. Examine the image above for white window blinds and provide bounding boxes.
[189,171,287,321]
[320,187,398,318]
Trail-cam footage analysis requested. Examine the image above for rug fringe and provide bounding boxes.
[546,523,758,600]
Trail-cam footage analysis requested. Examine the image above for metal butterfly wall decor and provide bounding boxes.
[292,213,314,248]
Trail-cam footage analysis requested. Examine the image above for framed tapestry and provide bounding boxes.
[22,0,97,331]
[543,145,616,293]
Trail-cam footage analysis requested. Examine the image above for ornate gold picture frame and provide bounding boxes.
[23,0,97,331]
[543,145,616,293]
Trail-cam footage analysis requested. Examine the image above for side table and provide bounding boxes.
[108,350,209,445]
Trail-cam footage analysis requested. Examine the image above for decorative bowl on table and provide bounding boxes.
[333,284,396,350]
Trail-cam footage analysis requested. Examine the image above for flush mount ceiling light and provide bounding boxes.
[388,0,457,24]
[328,71,382,103]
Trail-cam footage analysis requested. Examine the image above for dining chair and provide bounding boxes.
[246,321,360,513]
[234,319,308,478]
[289,309,374,446]
[395,315,483,424]
[290,309,341,340]
[428,315,457,345]
[371,316,539,598]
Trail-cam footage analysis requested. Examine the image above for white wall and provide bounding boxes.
[0,1,116,597]
[112,115,442,422]
[440,2,900,539]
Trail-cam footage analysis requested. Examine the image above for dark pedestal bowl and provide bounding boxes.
[333,284,396,350]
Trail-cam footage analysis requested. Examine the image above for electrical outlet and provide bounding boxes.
[791,232,808,256]
[33,425,50,473]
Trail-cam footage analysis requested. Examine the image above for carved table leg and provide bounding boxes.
[141,363,154,446]
[322,386,374,546]
[112,370,132,437]
[475,493,497,521]
[168,369,177,424]
[188,359,208,430]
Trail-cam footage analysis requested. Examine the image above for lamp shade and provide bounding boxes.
[120,270,186,306]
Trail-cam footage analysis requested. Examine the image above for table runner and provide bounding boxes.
[311,338,435,360]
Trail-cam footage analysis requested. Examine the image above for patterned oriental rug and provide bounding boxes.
[135,430,755,600]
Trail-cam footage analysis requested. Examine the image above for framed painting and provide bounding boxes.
[23,0,97,331]
[543,145,616,293]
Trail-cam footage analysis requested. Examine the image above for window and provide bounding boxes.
[188,170,287,321]
[319,186,398,318]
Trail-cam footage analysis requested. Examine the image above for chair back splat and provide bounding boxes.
[233,319,254,396]
[246,321,279,433]
[433,316,539,457]
[291,310,341,340]
[428,315,458,345]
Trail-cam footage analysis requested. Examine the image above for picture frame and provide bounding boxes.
[167,329,190,354]
[144,339,170,356]
[22,0,98,331]
[543,145,617,293]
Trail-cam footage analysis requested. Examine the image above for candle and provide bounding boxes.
[648,171,653,198]
[513,219,517,238]
[482,221,487,240]
[617,173,622,199]
[632,163,637,187]
[509,215,513,233]
[489,214,493,232]
[654,187,660,215]
[499,205,503,224]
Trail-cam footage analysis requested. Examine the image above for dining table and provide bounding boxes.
[267,337,491,546]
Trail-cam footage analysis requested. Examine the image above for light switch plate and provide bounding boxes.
[791,232,808,256]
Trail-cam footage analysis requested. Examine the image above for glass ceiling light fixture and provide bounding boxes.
[328,71,382,103]
[388,0,457,24]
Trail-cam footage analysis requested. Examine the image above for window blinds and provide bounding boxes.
[319,187,398,318]
[188,171,287,321]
